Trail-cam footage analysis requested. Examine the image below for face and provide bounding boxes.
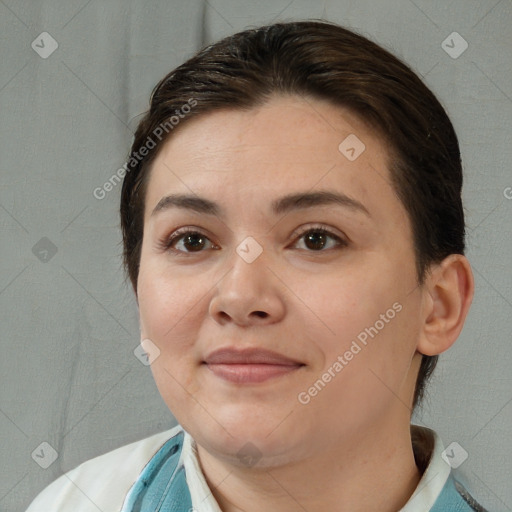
[137,94,426,467]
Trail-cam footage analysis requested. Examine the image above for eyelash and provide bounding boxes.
[160,224,347,256]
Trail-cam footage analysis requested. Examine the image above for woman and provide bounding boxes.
[26,19,489,511]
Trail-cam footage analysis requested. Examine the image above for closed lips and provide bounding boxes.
[203,348,304,366]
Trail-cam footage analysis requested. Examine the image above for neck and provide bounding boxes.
[195,418,422,512]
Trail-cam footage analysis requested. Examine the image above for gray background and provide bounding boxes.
[1,1,511,511]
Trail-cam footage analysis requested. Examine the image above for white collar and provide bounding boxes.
[399,425,451,511]
[179,424,450,512]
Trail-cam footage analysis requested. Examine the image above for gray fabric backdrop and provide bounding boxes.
[1,1,511,510]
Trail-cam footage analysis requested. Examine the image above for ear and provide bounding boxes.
[417,254,474,356]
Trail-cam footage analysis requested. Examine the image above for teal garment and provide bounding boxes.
[431,474,489,512]
[120,431,193,512]
[120,430,488,512]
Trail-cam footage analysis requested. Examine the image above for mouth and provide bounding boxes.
[203,347,305,384]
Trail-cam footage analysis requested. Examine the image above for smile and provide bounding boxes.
[202,346,305,384]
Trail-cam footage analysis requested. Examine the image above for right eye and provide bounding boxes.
[162,228,218,255]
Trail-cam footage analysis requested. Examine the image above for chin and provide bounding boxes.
[186,408,301,463]
[201,432,301,469]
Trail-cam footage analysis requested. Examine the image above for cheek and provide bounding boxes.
[292,261,398,346]
[297,260,419,396]
[138,254,205,339]
[137,264,208,395]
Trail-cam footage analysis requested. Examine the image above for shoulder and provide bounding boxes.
[25,424,184,512]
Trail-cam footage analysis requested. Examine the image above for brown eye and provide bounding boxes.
[292,226,347,252]
[165,230,215,253]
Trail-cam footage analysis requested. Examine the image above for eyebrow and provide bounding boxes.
[150,190,371,218]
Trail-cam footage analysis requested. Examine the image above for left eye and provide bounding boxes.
[292,227,346,251]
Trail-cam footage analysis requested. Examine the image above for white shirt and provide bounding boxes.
[25,424,451,512]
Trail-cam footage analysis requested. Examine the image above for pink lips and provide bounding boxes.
[203,347,304,384]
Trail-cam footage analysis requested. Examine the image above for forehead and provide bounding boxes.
[143,95,408,229]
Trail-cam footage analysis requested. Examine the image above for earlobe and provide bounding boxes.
[417,254,474,356]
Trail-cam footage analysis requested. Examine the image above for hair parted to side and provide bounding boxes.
[120,20,466,411]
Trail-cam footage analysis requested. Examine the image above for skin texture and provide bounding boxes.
[136,94,474,511]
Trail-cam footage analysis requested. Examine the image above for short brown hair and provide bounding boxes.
[120,20,466,411]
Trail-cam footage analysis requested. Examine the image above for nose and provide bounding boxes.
[208,242,286,327]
